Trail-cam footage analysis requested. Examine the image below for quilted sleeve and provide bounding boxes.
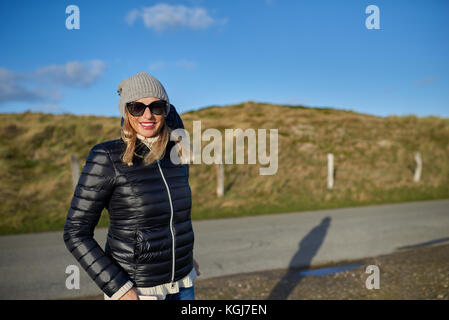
[63,144,132,298]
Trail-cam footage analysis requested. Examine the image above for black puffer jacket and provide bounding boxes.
[63,105,194,298]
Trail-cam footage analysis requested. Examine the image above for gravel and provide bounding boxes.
[74,243,449,300]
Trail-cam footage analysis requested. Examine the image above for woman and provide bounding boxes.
[63,71,199,300]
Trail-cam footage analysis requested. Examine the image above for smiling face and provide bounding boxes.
[127,97,166,138]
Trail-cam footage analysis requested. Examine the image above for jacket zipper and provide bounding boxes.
[157,159,176,287]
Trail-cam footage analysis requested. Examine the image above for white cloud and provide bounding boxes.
[125,8,140,25]
[175,59,196,69]
[149,61,166,71]
[0,67,57,104]
[0,60,106,105]
[35,60,106,87]
[416,76,437,86]
[149,59,197,71]
[126,4,216,32]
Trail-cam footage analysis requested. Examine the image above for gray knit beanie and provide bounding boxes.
[117,72,170,118]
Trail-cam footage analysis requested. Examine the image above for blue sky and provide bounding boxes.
[0,0,448,117]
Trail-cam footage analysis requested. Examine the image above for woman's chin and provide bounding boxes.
[137,127,160,138]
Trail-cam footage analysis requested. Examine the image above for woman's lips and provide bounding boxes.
[140,122,155,130]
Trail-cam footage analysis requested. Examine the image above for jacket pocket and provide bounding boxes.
[105,230,135,263]
[134,225,171,264]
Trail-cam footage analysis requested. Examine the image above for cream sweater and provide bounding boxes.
[105,267,197,300]
[136,133,159,149]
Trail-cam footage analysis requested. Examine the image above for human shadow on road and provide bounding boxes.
[397,236,449,250]
[267,216,331,300]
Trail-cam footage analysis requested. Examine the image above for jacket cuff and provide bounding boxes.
[109,280,134,300]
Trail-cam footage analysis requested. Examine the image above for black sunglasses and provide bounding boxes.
[126,100,167,117]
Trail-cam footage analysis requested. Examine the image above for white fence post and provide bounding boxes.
[216,163,224,197]
[71,155,80,191]
[414,152,422,183]
[327,153,334,189]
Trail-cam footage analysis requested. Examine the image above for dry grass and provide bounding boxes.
[1,102,448,234]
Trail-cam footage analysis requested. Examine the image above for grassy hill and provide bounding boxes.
[1,101,448,234]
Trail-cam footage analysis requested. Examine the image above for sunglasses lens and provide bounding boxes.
[126,102,146,116]
[126,100,167,116]
[150,101,166,115]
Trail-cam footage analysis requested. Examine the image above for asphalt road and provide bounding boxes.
[1,199,448,299]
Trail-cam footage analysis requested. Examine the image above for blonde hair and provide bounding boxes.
[120,109,189,166]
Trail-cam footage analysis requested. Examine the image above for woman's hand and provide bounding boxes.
[194,258,201,276]
[119,287,140,300]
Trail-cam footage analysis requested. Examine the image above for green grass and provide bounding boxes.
[191,184,449,221]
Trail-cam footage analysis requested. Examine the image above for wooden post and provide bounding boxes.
[71,155,80,191]
[413,152,422,183]
[216,163,224,197]
[327,153,334,189]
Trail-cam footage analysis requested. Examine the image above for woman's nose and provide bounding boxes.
[142,106,154,118]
